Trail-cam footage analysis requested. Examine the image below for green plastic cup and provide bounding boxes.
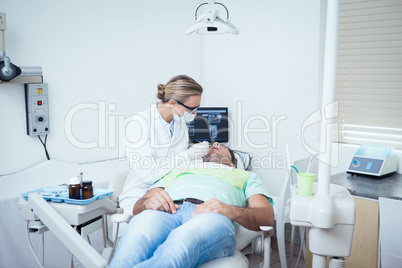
[297,172,315,196]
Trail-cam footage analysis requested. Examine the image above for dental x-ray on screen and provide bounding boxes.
[188,107,229,143]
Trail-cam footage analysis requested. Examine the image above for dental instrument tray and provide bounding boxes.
[21,186,114,205]
[347,145,398,177]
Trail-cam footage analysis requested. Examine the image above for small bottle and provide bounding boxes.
[82,180,94,199]
[69,177,81,199]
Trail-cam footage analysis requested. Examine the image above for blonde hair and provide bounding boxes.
[156,75,203,103]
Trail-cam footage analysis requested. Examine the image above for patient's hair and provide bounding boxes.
[156,75,203,103]
[204,146,238,168]
[228,148,238,168]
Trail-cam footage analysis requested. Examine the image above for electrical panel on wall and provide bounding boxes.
[25,83,50,135]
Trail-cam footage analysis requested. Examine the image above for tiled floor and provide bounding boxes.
[270,247,305,268]
[247,238,306,268]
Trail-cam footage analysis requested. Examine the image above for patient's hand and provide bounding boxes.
[192,198,234,219]
[143,190,179,214]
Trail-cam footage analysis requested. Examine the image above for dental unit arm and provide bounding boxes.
[289,1,356,267]
[0,12,42,83]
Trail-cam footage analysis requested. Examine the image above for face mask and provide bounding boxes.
[183,111,196,123]
[175,103,196,123]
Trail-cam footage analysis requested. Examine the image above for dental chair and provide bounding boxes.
[108,155,274,268]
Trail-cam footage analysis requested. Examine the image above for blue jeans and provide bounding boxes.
[109,203,236,268]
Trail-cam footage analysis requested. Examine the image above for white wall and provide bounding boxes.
[200,0,322,193]
[0,0,322,195]
[0,0,201,173]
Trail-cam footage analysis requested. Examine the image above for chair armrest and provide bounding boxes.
[259,226,274,236]
[252,226,274,268]
[111,213,133,224]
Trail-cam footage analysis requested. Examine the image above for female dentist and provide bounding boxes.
[120,75,209,214]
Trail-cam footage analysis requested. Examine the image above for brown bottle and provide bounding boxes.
[69,177,81,199]
[82,180,93,199]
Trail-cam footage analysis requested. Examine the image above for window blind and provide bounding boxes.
[335,0,402,149]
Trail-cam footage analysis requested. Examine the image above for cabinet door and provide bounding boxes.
[348,197,379,268]
[379,197,402,267]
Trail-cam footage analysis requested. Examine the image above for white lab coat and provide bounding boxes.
[119,104,190,214]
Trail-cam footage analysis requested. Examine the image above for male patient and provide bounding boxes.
[110,142,274,268]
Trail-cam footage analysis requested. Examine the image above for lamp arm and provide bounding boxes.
[0,28,11,74]
[0,30,5,54]
[0,14,10,72]
[195,1,230,21]
[0,13,22,81]
[215,2,230,20]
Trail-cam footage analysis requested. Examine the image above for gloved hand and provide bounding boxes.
[186,141,210,160]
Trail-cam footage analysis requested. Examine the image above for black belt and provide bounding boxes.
[173,198,204,205]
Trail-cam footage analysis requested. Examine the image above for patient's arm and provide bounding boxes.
[192,194,274,231]
[133,188,179,215]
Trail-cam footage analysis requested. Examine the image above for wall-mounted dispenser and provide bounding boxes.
[25,83,50,136]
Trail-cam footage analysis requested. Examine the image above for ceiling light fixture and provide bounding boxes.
[186,1,239,35]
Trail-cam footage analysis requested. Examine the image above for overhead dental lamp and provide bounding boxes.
[186,1,239,35]
[0,12,42,83]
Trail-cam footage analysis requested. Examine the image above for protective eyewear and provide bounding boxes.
[175,100,200,113]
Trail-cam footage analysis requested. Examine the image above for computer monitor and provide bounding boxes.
[188,107,229,143]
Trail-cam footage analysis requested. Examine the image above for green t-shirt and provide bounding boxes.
[151,163,273,207]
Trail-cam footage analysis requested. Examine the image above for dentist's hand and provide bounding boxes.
[186,141,209,160]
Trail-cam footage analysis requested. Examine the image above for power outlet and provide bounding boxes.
[25,83,50,136]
